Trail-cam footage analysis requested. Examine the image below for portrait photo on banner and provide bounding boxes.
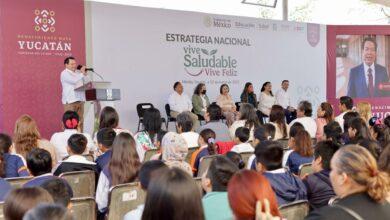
[335,35,390,99]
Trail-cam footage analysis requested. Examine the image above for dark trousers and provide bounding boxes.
[284,109,296,124]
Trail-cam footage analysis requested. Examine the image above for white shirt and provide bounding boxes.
[258,92,276,116]
[123,204,144,220]
[229,120,255,141]
[60,68,85,104]
[168,91,193,113]
[50,129,96,161]
[335,111,347,132]
[200,95,207,112]
[364,63,375,87]
[96,171,110,212]
[180,132,200,148]
[289,117,317,138]
[230,143,254,153]
[275,89,291,109]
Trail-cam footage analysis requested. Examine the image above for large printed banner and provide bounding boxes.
[88,2,327,132]
[327,26,390,118]
[0,0,85,138]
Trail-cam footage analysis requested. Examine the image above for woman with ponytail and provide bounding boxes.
[191,129,217,176]
[50,111,95,161]
[306,145,390,220]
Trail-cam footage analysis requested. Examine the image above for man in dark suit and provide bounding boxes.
[347,38,389,98]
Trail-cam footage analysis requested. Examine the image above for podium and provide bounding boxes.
[75,80,121,135]
[75,81,121,101]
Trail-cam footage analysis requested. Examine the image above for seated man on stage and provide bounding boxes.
[347,38,389,98]
[168,82,200,130]
[275,80,296,124]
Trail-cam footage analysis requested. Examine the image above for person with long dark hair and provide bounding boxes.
[269,105,289,139]
[141,168,205,220]
[315,102,334,141]
[348,117,374,144]
[134,108,164,161]
[98,106,131,135]
[323,121,344,145]
[258,82,276,117]
[191,129,217,177]
[229,103,260,141]
[240,82,258,108]
[192,83,210,117]
[96,132,141,213]
[0,133,29,178]
[216,84,238,126]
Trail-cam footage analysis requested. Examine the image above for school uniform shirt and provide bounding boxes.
[229,120,255,141]
[191,145,209,176]
[3,153,29,178]
[286,151,314,175]
[95,150,112,173]
[53,155,98,177]
[50,129,96,161]
[335,111,348,132]
[230,143,254,153]
[96,167,112,212]
[23,173,56,188]
[0,178,12,201]
[303,169,336,210]
[202,191,233,220]
[263,168,307,205]
[289,117,317,138]
[180,132,200,148]
[123,204,144,220]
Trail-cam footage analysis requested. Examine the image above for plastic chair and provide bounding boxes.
[107,182,146,220]
[70,197,96,220]
[240,152,254,165]
[143,149,160,161]
[59,170,96,197]
[5,176,33,188]
[197,155,218,177]
[279,200,309,220]
[298,163,314,178]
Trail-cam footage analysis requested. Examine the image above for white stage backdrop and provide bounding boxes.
[86,2,326,133]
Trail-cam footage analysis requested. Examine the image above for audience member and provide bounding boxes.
[286,130,314,175]
[356,101,372,125]
[289,101,317,138]
[201,156,239,220]
[13,115,57,166]
[135,108,163,161]
[228,170,281,220]
[177,112,199,148]
[197,104,231,142]
[255,141,307,205]
[323,121,343,145]
[96,132,141,213]
[23,203,74,220]
[0,133,29,178]
[348,117,374,144]
[258,82,276,116]
[216,84,238,126]
[192,83,210,117]
[378,144,390,173]
[141,168,204,220]
[168,82,199,130]
[225,151,246,169]
[240,82,258,109]
[191,129,217,176]
[95,128,116,172]
[303,141,339,210]
[315,102,334,141]
[269,105,289,139]
[231,127,253,153]
[335,96,354,131]
[3,187,54,220]
[53,134,98,176]
[229,103,260,141]
[305,145,390,220]
[41,178,73,208]
[124,160,169,220]
[282,122,305,166]
[24,148,56,187]
[98,106,131,135]
[342,111,360,144]
[161,132,192,175]
[50,111,95,161]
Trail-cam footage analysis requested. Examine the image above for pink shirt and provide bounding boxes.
[315,118,327,141]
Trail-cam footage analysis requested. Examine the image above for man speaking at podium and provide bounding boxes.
[347,38,389,98]
[61,57,87,131]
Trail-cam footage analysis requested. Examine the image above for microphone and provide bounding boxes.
[85,68,94,72]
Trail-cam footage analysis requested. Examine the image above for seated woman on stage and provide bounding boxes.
[216,84,238,126]
[258,82,276,117]
[240,82,258,109]
[192,83,210,117]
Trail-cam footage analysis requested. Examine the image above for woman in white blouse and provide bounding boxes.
[258,82,276,116]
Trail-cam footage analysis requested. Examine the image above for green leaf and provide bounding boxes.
[201,49,209,55]
[210,49,217,55]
